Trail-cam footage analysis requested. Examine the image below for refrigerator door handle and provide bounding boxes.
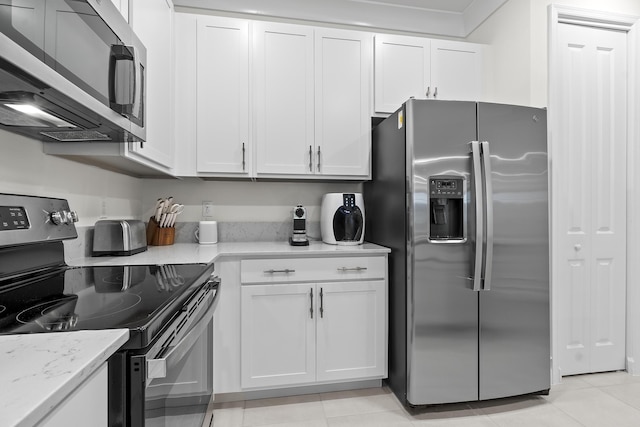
[470,141,483,292]
[480,141,494,291]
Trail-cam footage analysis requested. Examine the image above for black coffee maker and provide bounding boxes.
[320,193,365,245]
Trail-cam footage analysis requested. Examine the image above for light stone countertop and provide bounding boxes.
[67,241,391,267]
[0,329,129,427]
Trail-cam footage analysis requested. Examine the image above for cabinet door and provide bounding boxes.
[241,283,316,388]
[196,16,250,174]
[254,22,314,175]
[39,364,108,427]
[128,0,174,169]
[315,29,371,177]
[430,40,482,101]
[316,280,387,382]
[374,34,430,114]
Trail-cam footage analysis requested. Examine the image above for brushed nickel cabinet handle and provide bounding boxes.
[426,86,431,97]
[320,287,324,318]
[242,142,246,171]
[310,288,314,319]
[337,267,368,272]
[434,87,438,98]
[317,146,321,172]
[309,145,313,172]
[263,269,295,274]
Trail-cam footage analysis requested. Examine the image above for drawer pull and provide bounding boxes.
[337,267,367,272]
[264,269,296,274]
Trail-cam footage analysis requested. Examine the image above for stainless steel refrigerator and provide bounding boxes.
[364,100,550,406]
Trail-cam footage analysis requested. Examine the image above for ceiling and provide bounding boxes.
[172,0,508,38]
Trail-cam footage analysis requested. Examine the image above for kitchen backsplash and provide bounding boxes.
[65,221,321,260]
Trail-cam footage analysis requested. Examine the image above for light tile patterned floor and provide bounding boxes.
[212,372,640,426]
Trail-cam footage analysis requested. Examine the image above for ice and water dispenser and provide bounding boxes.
[428,176,465,242]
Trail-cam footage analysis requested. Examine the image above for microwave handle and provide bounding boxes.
[109,44,135,116]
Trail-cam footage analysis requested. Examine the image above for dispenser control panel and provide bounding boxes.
[430,178,464,198]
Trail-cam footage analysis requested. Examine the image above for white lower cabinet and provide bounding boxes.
[241,280,386,389]
[316,281,386,382]
[241,283,316,388]
[239,256,387,390]
[38,363,108,427]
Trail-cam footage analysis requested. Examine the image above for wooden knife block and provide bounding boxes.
[147,217,175,246]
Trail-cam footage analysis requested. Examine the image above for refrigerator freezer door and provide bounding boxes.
[406,100,479,405]
[477,103,550,400]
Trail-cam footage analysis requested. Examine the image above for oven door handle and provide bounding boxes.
[147,286,218,380]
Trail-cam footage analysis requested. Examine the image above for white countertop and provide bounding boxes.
[68,241,390,267]
[0,329,129,427]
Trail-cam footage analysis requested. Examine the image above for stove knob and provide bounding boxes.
[69,211,79,223]
[50,211,64,225]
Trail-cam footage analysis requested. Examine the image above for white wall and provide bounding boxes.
[0,129,143,226]
[467,0,640,107]
[141,178,361,223]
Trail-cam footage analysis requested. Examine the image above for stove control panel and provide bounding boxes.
[0,194,78,247]
[0,206,29,231]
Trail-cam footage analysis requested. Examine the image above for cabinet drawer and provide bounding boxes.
[241,256,385,284]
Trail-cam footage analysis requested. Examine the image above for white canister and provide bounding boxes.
[195,220,218,244]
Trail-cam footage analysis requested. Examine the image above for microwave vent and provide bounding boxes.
[40,130,111,142]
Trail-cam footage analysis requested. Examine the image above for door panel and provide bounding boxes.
[196,16,249,174]
[315,29,371,177]
[556,23,627,376]
[477,103,550,400]
[430,40,482,101]
[240,284,316,388]
[254,22,314,175]
[407,100,478,405]
[374,35,430,113]
[316,280,386,382]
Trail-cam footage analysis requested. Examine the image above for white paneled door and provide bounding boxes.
[556,23,627,376]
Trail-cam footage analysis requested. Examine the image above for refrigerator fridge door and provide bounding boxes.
[477,103,550,400]
[406,100,479,405]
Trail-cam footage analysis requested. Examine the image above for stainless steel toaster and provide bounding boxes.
[92,220,148,256]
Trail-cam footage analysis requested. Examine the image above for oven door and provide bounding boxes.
[127,277,219,427]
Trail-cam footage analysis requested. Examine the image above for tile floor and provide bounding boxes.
[211,371,640,426]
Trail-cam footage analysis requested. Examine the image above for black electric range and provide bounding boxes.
[0,193,219,427]
[0,262,214,348]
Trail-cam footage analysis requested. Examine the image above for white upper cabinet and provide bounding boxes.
[374,34,483,114]
[430,39,482,102]
[179,19,372,179]
[253,24,372,179]
[314,29,372,178]
[374,34,430,114]
[253,22,315,176]
[196,16,250,175]
[127,0,175,171]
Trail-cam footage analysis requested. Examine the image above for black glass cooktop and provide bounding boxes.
[0,263,213,348]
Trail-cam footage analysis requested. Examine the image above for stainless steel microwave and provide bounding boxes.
[0,0,146,142]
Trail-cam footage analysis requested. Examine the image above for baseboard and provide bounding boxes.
[213,379,383,403]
